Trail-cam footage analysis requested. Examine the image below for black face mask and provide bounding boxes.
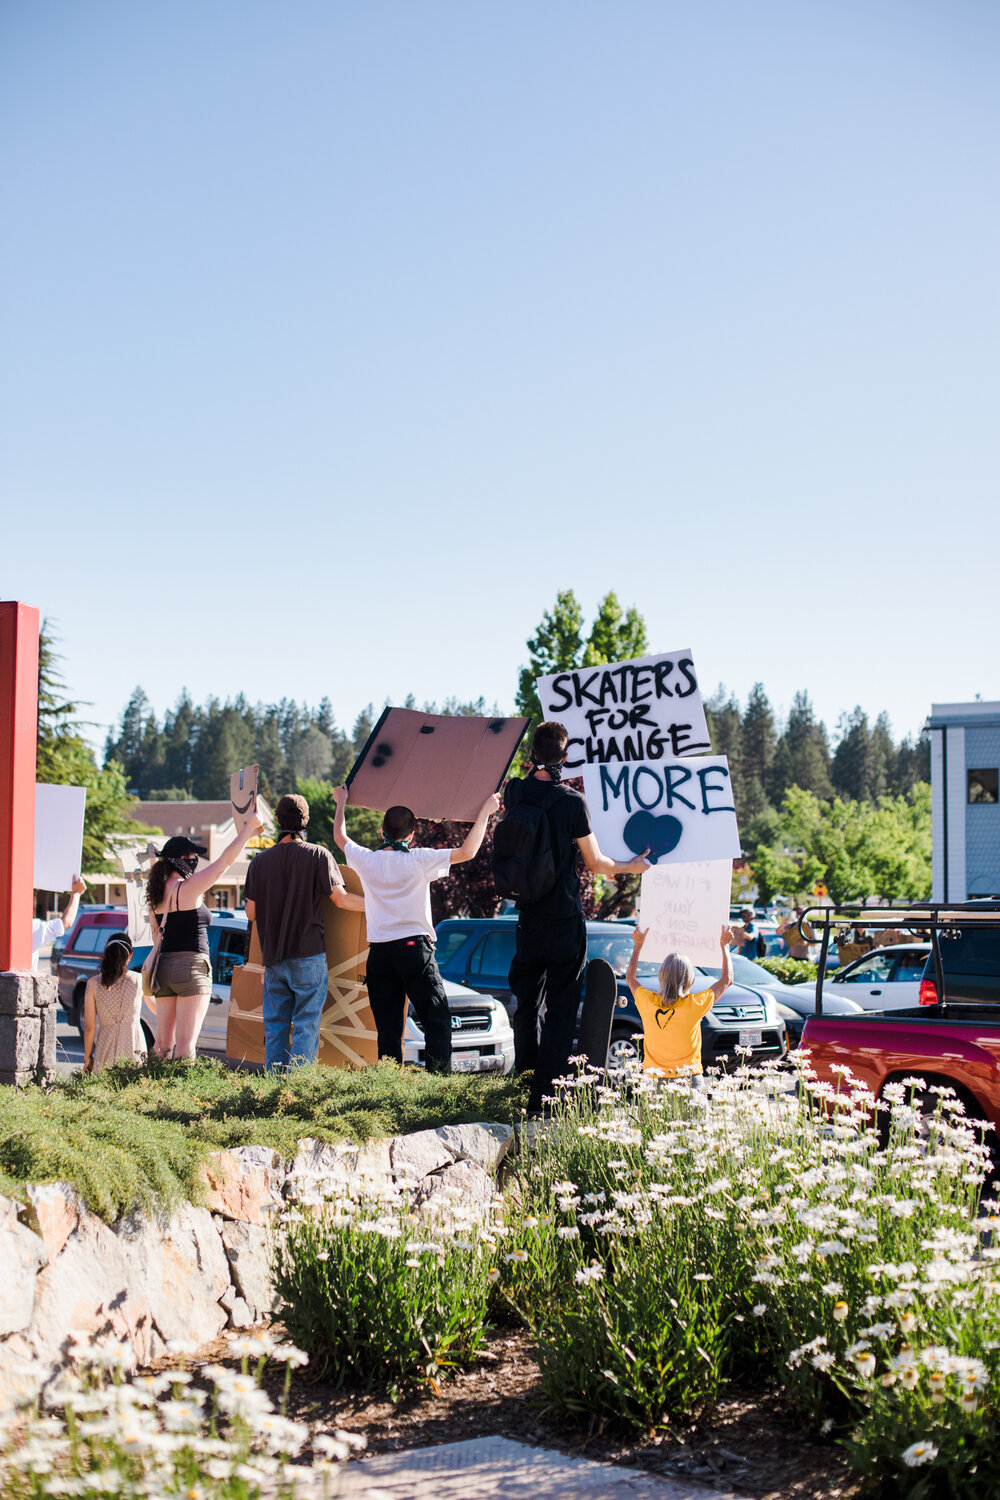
[170,855,200,877]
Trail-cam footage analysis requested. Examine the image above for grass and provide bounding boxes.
[0,1058,528,1221]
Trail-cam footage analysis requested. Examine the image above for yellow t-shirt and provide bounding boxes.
[633,984,716,1076]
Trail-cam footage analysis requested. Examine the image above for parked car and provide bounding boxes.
[918,925,1000,1007]
[792,942,931,1013]
[434,916,787,1072]
[56,906,128,1030]
[131,911,514,1072]
[724,953,864,1047]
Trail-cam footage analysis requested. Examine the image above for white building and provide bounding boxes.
[929,701,1000,901]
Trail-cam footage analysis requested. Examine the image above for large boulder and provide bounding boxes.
[114,1203,230,1346]
[0,1196,47,1338]
[415,1159,499,1218]
[434,1122,514,1172]
[218,1220,277,1322]
[199,1146,285,1223]
[24,1182,83,1259]
[26,1211,157,1373]
[389,1129,453,1183]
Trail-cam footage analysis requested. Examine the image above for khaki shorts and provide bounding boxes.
[153,951,213,998]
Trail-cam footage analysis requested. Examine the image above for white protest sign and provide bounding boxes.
[230,764,259,835]
[34,784,87,892]
[535,648,711,773]
[582,755,740,866]
[118,842,156,948]
[637,860,733,967]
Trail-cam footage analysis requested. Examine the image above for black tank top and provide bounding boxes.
[160,900,211,954]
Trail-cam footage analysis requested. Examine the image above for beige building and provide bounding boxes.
[85,798,275,909]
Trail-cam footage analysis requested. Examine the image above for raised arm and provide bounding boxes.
[331,786,349,853]
[626,927,648,1001]
[61,876,87,933]
[176,813,264,908]
[577,833,649,878]
[709,926,736,1002]
[450,793,502,865]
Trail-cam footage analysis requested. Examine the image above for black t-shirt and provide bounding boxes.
[503,776,593,920]
[243,839,342,966]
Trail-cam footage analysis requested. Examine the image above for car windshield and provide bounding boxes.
[698,955,775,986]
[586,934,658,980]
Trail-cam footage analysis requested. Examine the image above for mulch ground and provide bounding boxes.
[155,1328,859,1500]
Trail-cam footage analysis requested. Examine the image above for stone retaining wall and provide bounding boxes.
[0,1121,512,1410]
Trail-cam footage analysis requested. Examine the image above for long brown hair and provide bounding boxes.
[99,933,133,987]
[145,859,173,912]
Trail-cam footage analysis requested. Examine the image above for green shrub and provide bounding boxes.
[0,1059,527,1219]
[756,955,818,985]
[273,1191,494,1390]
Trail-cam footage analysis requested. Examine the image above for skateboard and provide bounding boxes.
[575,958,619,1075]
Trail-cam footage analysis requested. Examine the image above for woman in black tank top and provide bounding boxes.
[145,813,263,1059]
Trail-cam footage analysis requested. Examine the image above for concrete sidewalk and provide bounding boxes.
[335,1436,740,1499]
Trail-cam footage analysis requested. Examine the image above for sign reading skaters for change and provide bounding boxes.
[535,649,710,770]
[582,755,740,867]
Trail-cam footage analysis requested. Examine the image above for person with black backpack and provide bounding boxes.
[494,720,649,1115]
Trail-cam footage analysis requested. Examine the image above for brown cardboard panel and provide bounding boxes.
[347,708,529,822]
[317,867,379,1068]
[226,867,380,1070]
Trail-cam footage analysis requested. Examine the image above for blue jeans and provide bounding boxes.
[262,953,329,1070]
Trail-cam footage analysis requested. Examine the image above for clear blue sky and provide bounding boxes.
[2,0,997,753]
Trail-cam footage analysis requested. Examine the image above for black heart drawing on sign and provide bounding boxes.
[623,811,683,865]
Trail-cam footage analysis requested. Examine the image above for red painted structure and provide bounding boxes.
[0,602,40,971]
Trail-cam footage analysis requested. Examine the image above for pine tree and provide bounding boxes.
[515,589,585,724]
[741,684,776,789]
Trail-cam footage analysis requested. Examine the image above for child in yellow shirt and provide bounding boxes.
[626,924,735,1078]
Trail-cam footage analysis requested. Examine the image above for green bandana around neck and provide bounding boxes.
[379,839,412,852]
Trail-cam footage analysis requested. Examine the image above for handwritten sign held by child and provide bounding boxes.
[582,754,740,866]
[637,860,733,966]
[535,649,710,771]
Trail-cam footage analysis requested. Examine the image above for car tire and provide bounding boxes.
[607,1026,643,1073]
[73,986,86,1038]
[141,1021,155,1055]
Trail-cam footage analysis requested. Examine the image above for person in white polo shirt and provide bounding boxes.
[332,784,500,1073]
[32,876,87,970]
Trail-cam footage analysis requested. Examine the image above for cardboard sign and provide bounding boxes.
[582,755,740,866]
[535,648,710,771]
[230,765,259,835]
[637,859,733,967]
[347,707,529,822]
[118,842,157,948]
[226,867,381,1069]
[34,784,87,892]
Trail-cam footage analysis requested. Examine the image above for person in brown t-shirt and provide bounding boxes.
[244,793,364,1070]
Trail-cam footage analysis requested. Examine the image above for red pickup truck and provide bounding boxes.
[799,902,1000,1136]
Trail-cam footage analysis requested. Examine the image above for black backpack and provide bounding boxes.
[492,785,558,903]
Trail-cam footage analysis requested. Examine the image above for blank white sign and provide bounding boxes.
[34,784,87,893]
[637,859,733,967]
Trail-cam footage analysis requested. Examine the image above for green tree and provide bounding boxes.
[748,784,931,904]
[741,683,776,790]
[515,590,585,726]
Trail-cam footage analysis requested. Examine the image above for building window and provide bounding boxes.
[213,889,230,909]
[968,768,999,804]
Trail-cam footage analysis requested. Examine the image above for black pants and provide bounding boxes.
[366,935,452,1073]
[508,912,587,1110]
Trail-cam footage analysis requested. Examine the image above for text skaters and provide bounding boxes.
[582,755,740,866]
[536,648,710,772]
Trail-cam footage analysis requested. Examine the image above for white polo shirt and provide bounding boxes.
[343,839,451,944]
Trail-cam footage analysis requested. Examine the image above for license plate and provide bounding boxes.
[739,1030,763,1047]
[452,1053,495,1073]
